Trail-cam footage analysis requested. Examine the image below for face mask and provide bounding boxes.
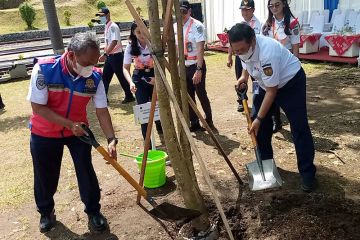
[100,16,107,24]
[73,59,94,78]
[238,44,254,61]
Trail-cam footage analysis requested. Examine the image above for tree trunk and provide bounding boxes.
[147,0,210,232]
[42,0,64,54]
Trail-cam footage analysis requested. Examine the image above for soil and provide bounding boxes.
[0,55,359,240]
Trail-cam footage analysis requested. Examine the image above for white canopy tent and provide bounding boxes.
[201,0,360,42]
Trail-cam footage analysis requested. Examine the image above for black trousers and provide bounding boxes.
[30,134,101,216]
[103,52,133,99]
[186,62,213,125]
[132,69,162,139]
[252,68,316,185]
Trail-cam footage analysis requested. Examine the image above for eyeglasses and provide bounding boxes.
[268,2,282,9]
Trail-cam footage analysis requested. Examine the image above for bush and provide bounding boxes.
[19,2,36,30]
[86,0,97,5]
[88,21,94,29]
[96,0,106,10]
[64,10,72,26]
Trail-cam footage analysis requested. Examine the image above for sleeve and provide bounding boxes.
[123,43,133,65]
[241,61,247,70]
[260,52,280,88]
[26,64,48,104]
[194,23,206,43]
[110,24,121,42]
[92,80,108,108]
[290,20,300,45]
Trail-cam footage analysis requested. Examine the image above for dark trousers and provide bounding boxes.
[30,134,101,216]
[103,52,133,99]
[186,62,213,125]
[133,70,162,139]
[251,68,316,185]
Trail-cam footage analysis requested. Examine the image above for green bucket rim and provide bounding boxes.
[135,150,168,164]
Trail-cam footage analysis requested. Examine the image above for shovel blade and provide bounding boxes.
[149,202,201,222]
[246,159,283,191]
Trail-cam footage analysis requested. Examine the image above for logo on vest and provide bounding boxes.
[84,79,96,93]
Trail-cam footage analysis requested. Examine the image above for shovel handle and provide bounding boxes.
[95,146,148,198]
[242,98,258,148]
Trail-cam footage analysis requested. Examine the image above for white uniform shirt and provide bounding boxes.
[123,41,152,67]
[241,35,301,90]
[265,17,300,50]
[174,17,206,66]
[105,21,123,54]
[242,15,262,34]
[27,63,108,108]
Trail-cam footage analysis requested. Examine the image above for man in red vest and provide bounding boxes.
[27,32,118,233]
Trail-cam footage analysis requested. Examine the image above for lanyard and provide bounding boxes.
[184,18,194,56]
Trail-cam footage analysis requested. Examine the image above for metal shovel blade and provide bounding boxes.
[246,159,283,191]
[149,202,202,222]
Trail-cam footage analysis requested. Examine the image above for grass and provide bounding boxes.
[0,0,149,34]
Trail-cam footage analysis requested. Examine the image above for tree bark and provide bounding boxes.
[147,0,210,231]
[42,0,64,54]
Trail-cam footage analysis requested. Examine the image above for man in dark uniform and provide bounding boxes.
[98,7,135,104]
[0,94,4,110]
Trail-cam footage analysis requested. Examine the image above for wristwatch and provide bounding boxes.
[107,136,118,144]
[196,65,202,71]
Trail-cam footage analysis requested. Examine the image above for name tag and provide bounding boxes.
[253,81,259,95]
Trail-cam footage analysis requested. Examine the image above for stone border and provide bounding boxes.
[0,21,133,43]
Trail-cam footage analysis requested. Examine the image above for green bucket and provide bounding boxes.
[136,150,167,188]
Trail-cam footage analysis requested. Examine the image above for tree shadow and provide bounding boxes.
[0,115,29,133]
[192,131,240,156]
[44,221,119,240]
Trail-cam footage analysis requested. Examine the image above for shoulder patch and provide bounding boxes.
[289,18,299,29]
[36,73,46,90]
[37,57,56,64]
[262,64,273,77]
[196,25,204,34]
[111,25,116,32]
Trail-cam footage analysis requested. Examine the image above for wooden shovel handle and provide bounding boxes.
[242,98,258,148]
[95,146,148,198]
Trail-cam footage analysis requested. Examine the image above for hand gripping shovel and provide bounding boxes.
[78,124,201,222]
[237,86,283,191]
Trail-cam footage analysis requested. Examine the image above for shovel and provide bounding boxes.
[78,124,201,222]
[237,86,283,191]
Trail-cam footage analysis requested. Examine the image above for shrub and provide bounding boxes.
[96,0,106,10]
[19,2,36,30]
[64,10,72,26]
[86,0,97,5]
[88,21,94,29]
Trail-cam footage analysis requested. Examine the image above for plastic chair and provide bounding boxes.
[301,10,309,25]
[355,14,360,34]
[330,9,341,24]
[332,14,345,33]
[309,10,320,25]
[322,9,330,23]
[348,11,358,31]
[311,15,325,33]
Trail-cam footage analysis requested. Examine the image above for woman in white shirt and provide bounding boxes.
[123,21,162,139]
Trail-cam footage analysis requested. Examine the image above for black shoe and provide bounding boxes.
[39,210,56,233]
[206,121,218,133]
[272,120,282,133]
[122,96,135,104]
[189,123,205,132]
[301,179,317,193]
[88,212,108,232]
[237,104,244,112]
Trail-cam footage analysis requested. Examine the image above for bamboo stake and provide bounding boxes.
[162,0,174,46]
[125,2,234,238]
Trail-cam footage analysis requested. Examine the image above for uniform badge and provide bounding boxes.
[262,64,273,76]
[36,73,46,90]
[84,79,96,93]
[197,26,203,34]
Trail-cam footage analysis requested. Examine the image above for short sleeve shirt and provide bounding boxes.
[123,41,152,67]
[243,15,262,35]
[105,21,123,54]
[27,63,108,108]
[241,35,301,90]
[266,17,300,50]
[174,17,206,66]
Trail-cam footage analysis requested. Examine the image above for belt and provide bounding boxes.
[185,55,197,60]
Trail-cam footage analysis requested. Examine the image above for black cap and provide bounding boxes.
[240,0,255,9]
[180,0,191,10]
[97,7,110,16]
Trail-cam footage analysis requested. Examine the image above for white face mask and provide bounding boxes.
[238,44,254,61]
[73,61,94,78]
[100,16,107,24]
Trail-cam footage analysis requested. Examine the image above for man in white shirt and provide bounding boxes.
[174,0,215,132]
[227,0,262,112]
[97,7,135,104]
[228,23,316,192]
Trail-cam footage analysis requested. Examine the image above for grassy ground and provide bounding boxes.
[0,0,148,34]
